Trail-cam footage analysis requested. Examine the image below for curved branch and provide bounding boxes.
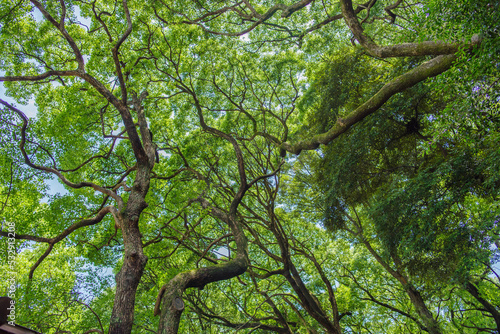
[4,205,117,279]
[181,85,248,215]
[281,54,457,154]
[76,300,105,334]
[0,231,51,243]
[155,197,249,334]
[52,206,118,244]
[465,282,500,332]
[151,168,189,180]
[247,159,285,189]
[340,0,481,58]
[157,0,313,37]
[80,73,147,162]
[0,162,14,215]
[196,232,232,266]
[189,300,292,333]
[299,0,373,40]
[0,76,147,164]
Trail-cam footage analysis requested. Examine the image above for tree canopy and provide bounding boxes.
[0,0,499,333]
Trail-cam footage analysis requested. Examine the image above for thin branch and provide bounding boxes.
[1,99,125,207]
[30,0,85,70]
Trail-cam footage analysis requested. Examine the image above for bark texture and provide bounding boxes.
[108,166,151,334]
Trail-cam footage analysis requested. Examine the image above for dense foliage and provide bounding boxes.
[0,0,499,333]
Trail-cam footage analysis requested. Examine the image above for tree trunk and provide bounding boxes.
[157,275,187,334]
[109,165,151,334]
[282,263,342,334]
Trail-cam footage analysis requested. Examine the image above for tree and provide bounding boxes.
[0,0,499,333]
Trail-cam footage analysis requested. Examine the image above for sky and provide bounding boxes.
[1,76,69,196]
[2,0,499,298]
[3,3,96,197]
[0,5,74,196]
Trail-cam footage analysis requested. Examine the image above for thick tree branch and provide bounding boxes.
[0,77,147,164]
[30,0,85,70]
[157,0,313,37]
[299,0,374,40]
[156,196,249,333]
[340,0,481,58]
[79,73,148,162]
[29,244,54,280]
[281,54,456,154]
[0,205,117,244]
